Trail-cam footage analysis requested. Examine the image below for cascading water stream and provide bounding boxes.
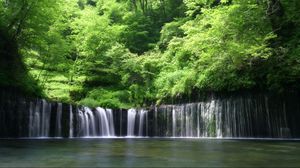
[96,107,110,136]
[95,107,115,136]
[77,110,85,136]
[127,109,137,136]
[76,107,116,137]
[106,109,115,136]
[138,110,147,136]
[28,100,51,137]
[2,90,299,138]
[69,105,73,138]
[172,108,177,137]
[85,107,96,136]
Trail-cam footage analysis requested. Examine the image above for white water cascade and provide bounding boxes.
[106,109,115,136]
[85,107,96,136]
[69,105,74,138]
[28,100,51,137]
[77,110,85,136]
[77,107,115,137]
[24,98,294,138]
[127,109,137,136]
[95,107,115,136]
[138,110,148,136]
[156,101,223,137]
[2,89,297,138]
[126,109,149,137]
[155,96,293,138]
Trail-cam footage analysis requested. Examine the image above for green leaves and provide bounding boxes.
[153,2,276,98]
[2,0,300,107]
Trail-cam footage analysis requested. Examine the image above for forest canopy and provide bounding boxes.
[0,0,300,108]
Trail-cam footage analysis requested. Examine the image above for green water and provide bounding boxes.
[0,138,299,167]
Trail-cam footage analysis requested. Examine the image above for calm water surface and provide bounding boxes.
[0,138,299,167]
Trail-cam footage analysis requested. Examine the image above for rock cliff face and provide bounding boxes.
[1,88,300,138]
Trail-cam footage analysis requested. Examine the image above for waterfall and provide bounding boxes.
[157,101,224,138]
[28,100,51,137]
[154,97,292,138]
[83,109,90,136]
[95,107,109,136]
[77,110,85,136]
[126,109,148,137]
[76,107,116,137]
[69,105,73,138]
[106,109,115,136]
[29,101,40,137]
[172,109,176,137]
[215,100,222,138]
[55,103,62,137]
[138,110,147,136]
[127,109,137,136]
[85,107,96,136]
[23,99,297,138]
[95,107,115,136]
[2,89,300,138]
[28,102,34,137]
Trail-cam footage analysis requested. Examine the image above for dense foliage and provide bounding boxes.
[0,0,300,107]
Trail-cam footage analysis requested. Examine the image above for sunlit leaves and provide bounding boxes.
[154,3,275,98]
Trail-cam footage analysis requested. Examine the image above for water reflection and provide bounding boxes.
[0,139,299,167]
